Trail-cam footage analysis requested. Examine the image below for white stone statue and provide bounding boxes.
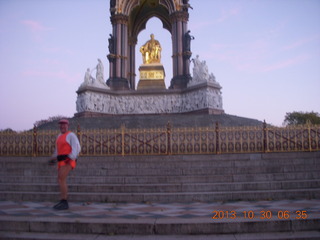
[189,55,217,87]
[79,59,109,89]
[209,73,216,82]
[96,58,104,84]
[84,68,94,84]
[80,68,94,88]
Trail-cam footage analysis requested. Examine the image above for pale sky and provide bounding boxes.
[0,0,319,131]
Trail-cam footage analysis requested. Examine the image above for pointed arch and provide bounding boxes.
[107,0,191,90]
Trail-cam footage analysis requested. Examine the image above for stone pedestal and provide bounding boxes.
[137,64,166,90]
[76,81,224,117]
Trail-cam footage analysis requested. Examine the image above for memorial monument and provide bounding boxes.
[75,0,224,117]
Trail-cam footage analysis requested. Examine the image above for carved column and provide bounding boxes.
[128,37,137,90]
[107,14,130,90]
[169,11,191,89]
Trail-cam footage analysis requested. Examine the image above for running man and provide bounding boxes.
[49,119,81,210]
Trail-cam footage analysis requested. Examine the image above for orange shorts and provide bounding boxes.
[58,158,77,170]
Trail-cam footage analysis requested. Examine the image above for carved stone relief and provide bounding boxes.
[76,84,223,115]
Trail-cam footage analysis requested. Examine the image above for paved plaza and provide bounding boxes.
[1,199,320,239]
[1,199,319,220]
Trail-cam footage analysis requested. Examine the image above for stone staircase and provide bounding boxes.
[0,152,319,202]
[0,152,319,239]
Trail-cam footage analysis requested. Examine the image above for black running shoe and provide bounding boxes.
[53,200,69,210]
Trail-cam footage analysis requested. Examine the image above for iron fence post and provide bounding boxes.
[121,124,125,156]
[33,126,37,157]
[167,122,171,155]
[77,124,81,155]
[77,124,81,139]
[263,120,267,153]
[215,122,220,154]
[307,120,312,152]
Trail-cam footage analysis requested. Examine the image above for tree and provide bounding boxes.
[0,128,15,133]
[34,115,69,127]
[283,111,320,126]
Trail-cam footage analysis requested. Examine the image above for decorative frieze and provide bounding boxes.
[76,83,223,115]
[110,14,128,25]
[169,11,189,23]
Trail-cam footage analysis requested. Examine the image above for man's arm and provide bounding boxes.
[66,132,81,160]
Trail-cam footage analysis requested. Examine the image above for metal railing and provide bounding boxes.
[0,122,319,156]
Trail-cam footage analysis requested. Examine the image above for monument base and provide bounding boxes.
[106,77,130,91]
[76,81,224,116]
[137,64,166,90]
[169,74,191,89]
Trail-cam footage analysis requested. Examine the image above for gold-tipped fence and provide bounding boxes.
[0,122,319,156]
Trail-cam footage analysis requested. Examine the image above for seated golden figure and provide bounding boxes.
[140,34,162,64]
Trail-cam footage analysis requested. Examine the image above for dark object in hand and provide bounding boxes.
[48,159,57,165]
[57,155,69,161]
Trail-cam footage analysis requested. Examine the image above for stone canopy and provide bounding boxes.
[75,0,224,117]
[107,0,194,90]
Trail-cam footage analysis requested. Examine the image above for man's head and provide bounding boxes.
[58,119,69,134]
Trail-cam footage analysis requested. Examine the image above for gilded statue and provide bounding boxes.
[140,34,162,64]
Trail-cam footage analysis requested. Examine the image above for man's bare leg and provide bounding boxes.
[58,164,72,200]
[53,164,72,210]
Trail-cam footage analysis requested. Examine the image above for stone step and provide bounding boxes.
[0,152,319,203]
[0,215,319,236]
[0,171,320,184]
[1,179,319,194]
[1,171,319,184]
[0,151,319,166]
[1,163,319,176]
[1,231,320,240]
[1,188,319,202]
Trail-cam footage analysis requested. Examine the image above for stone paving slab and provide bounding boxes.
[0,199,319,237]
[1,231,320,240]
[1,199,320,222]
[0,199,319,221]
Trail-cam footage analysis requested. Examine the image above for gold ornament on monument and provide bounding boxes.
[140,34,162,64]
[137,34,166,90]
